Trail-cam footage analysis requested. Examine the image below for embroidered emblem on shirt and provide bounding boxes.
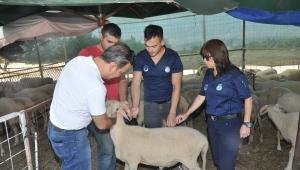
[165,66,170,73]
[143,65,149,72]
[204,84,208,90]
[216,84,222,91]
[242,80,246,87]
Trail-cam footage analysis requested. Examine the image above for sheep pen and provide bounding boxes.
[0,63,297,169]
[1,101,292,170]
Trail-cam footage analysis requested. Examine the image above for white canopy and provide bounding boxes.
[0,11,98,48]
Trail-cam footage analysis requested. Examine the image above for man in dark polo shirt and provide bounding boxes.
[130,24,186,129]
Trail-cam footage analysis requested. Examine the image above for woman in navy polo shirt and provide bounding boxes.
[176,39,253,170]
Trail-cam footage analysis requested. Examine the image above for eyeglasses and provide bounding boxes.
[202,56,211,61]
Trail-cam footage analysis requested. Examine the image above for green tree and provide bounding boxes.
[121,36,144,54]
[18,32,99,64]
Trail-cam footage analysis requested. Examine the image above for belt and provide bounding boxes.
[50,121,85,132]
[154,100,169,104]
[208,113,242,121]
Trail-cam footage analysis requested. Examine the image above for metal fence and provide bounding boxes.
[0,98,59,170]
[0,62,65,93]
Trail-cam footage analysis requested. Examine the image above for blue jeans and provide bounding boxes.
[144,101,186,128]
[47,121,91,170]
[89,121,116,170]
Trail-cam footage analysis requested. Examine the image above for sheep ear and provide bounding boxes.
[259,105,269,115]
[105,100,120,117]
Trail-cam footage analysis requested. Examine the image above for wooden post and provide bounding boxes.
[34,37,45,85]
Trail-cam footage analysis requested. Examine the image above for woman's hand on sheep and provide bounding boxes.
[176,113,188,124]
[130,106,139,118]
[240,125,251,138]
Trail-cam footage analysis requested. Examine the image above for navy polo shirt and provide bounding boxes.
[199,66,251,116]
[133,48,183,102]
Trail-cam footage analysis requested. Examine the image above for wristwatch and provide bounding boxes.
[243,122,253,128]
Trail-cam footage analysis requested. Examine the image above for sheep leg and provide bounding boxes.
[127,162,139,170]
[257,115,263,143]
[0,142,5,156]
[277,130,283,151]
[249,115,259,144]
[9,119,20,146]
[201,145,208,170]
[284,147,294,170]
[41,111,48,130]
[124,163,129,170]
[0,125,4,156]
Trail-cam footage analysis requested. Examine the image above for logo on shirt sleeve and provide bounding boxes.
[165,66,170,73]
[242,80,246,87]
[204,84,208,91]
[216,84,223,91]
[143,65,149,72]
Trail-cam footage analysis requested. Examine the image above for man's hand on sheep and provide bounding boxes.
[240,125,251,138]
[130,106,139,118]
[119,101,132,120]
[176,113,188,124]
[167,111,177,127]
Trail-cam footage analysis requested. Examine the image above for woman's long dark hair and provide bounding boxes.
[200,39,231,78]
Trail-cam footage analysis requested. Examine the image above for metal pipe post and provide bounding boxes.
[292,111,300,169]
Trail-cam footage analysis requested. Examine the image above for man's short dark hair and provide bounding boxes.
[144,24,163,41]
[101,42,134,68]
[101,23,121,38]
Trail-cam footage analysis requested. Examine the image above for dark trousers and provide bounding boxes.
[144,101,186,128]
[207,116,242,170]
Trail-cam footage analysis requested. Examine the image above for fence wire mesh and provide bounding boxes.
[0,98,62,170]
[0,62,64,93]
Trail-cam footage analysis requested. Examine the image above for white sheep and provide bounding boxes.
[255,68,277,76]
[255,80,300,94]
[277,92,300,113]
[1,84,52,102]
[252,87,292,107]
[0,98,26,156]
[255,74,291,82]
[106,100,208,170]
[280,69,300,81]
[15,77,54,92]
[259,104,299,170]
[275,92,300,150]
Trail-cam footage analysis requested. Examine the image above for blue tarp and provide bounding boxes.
[226,7,300,27]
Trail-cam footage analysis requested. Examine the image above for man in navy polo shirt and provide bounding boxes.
[130,24,186,129]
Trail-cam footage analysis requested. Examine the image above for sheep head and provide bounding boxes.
[105,100,131,120]
[259,104,287,116]
[259,105,269,116]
